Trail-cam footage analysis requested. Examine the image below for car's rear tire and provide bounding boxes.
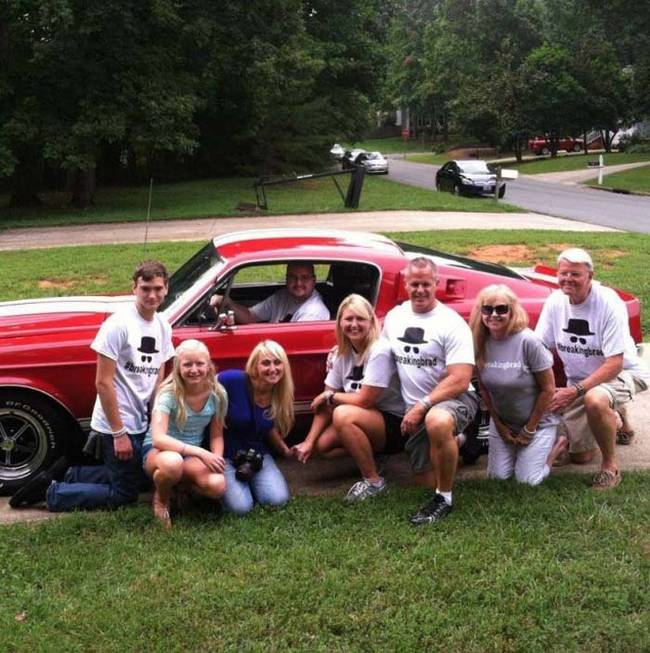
[541,146,550,156]
[0,389,72,495]
[453,184,462,196]
[572,143,582,152]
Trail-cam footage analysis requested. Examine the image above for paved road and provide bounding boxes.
[387,158,650,233]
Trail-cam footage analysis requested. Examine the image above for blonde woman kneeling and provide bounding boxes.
[470,285,567,485]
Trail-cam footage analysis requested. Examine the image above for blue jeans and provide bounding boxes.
[47,431,146,512]
[221,454,289,516]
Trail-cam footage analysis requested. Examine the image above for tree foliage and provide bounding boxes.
[383,0,649,158]
[1,0,389,206]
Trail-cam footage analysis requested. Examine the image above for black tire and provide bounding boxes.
[541,146,550,156]
[498,185,506,199]
[0,389,72,494]
[453,183,462,196]
[572,143,582,152]
[435,179,442,191]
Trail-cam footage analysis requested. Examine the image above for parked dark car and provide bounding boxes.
[436,160,505,198]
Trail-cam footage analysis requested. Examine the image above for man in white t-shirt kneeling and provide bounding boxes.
[535,248,649,490]
[383,257,479,525]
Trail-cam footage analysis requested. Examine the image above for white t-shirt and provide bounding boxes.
[251,288,329,322]
[90,303,174,434]
[325,340,404,416]
[383,300,475,408]
[535,283,649,385]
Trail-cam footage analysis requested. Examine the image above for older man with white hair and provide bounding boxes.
[535,247,649,489]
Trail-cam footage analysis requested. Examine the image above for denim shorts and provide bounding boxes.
[141,443,154,468]
[404,391,479,473]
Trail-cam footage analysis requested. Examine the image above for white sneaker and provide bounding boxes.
[344,478,387,503]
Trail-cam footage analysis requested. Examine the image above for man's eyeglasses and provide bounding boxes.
[481,304,510,316]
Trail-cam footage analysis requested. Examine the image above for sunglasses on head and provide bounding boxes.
[481,304,510,316]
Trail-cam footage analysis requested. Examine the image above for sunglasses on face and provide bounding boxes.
[481,304,510,316]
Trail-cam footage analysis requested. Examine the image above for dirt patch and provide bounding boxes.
[469,244,537,263]
[469,244,627,267]
[38,275,108,290]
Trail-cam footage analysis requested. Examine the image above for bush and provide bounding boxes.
[625,140,650,154]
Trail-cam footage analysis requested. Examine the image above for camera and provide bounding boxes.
[233,448,264,482]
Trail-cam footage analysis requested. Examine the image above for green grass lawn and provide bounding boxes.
[587,166,650,193]
[0,175,518,230]
[2,474,648,652]
[346,136,435,153]
[511,152,650,175]
[404,152,452,165]
[2,230,649,335]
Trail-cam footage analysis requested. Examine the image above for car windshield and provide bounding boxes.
[459,161,491,174]
[160,241,223,311]
[367,152,383,160]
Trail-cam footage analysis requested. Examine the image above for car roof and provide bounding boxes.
[211,229,405,263]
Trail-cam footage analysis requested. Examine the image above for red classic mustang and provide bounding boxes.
[0,229,642,492]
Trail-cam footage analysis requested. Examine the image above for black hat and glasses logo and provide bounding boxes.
[346,365,364,390]
[397,327,428,354]
[138,336,159,363]
[562,319,595,345]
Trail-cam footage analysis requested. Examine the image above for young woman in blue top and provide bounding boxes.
[143,339,228,529]
[218,340,295,515]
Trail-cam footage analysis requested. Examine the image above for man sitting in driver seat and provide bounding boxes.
[210,262,329,324]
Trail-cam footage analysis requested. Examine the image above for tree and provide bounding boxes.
[520,44,586,156]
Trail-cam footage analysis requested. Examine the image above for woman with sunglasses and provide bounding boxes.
[292,294,404,502]
[470,285,567,485]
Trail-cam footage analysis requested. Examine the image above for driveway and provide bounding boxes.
[0,209,616,252]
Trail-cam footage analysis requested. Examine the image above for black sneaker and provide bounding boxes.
[9,470,53,508]
[409,493,453,526]
[8,456,68,508]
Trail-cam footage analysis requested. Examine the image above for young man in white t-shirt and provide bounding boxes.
[535,248,649,490]
[383,257,478,525]
[11,261,175,510]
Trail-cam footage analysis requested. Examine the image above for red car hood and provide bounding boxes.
[0,295,133,341]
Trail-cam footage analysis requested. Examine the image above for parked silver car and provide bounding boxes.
[358,151,389,174]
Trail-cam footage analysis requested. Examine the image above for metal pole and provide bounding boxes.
[598,154,604,186]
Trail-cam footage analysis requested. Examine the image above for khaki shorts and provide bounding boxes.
[404,391,479,473]
[561,372,648,454]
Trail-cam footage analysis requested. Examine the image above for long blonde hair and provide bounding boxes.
[245,340,295,437]
[335,294,380,362]
[156,339,227,429]
[469,284,529,369]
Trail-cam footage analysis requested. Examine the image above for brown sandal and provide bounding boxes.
[615,407,635,445]
[591,469,621,491]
